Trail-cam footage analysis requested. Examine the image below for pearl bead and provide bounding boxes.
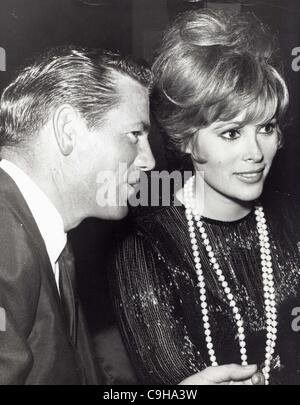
[184,179,276,386]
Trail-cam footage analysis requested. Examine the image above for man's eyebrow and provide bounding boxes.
[129,121,150,132]
[123,121,151,133]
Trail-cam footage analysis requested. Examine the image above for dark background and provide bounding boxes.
[0,0,300,334]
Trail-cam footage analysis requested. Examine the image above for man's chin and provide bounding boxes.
[97,205,129,221]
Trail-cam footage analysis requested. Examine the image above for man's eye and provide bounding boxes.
[259,123,276,135]
[127,131,141,143]
[220,129,240,141]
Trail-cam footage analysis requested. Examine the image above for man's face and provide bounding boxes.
[75,75,155,220]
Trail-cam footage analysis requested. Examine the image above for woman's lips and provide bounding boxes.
[234,168,265,183]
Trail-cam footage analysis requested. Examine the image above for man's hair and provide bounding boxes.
[0,46,153,147]
[151,9,289,153]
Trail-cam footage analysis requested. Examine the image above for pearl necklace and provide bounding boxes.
[183,175,278,385]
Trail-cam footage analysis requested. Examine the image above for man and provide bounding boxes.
[0,46,264,386]
[0,46,155,384]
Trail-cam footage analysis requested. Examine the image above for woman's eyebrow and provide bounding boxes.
[211,120,243,130]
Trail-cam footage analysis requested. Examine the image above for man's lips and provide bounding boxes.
[128,180,140,188]
[127,172,141,187]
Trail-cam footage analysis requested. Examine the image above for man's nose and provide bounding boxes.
[135,138,156,171]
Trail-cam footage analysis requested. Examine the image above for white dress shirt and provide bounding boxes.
[0,159,66,291]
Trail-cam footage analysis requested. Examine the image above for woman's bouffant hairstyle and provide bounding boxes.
[151,9,289,154]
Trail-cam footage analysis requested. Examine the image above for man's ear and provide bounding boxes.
[52,105,79,156]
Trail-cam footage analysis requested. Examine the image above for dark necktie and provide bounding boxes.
[58,243,103,384]
[58,243,77,347]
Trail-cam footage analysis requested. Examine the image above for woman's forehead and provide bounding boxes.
[209,108,277,130]
[216,97,278,126]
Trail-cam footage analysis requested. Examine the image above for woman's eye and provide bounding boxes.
[260,123,276,135]
[220,129,240,141]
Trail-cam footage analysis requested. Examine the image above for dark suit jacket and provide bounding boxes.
[0,168,101,384]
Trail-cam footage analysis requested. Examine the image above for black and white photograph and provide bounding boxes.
[0,0,300,390]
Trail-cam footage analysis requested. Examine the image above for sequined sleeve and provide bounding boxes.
[111,192,300,385]
[111,231,204,385]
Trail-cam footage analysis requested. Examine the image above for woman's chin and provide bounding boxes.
[235,186,264,203]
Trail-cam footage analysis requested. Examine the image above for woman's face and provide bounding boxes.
[187,112,279,208]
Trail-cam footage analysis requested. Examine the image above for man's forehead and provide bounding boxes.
[100,74,150,130]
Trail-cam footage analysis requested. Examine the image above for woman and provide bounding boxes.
[111,10,300,385]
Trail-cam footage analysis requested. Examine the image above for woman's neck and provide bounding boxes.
[177,176,253,222]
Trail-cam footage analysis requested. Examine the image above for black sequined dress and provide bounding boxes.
[111,192,300,385]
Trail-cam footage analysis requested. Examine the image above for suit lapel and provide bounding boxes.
[0,168,67,323]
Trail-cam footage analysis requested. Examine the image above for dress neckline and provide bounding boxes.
[176,204,254,227]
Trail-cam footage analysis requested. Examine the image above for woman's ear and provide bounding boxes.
[182,131,206,164]
[181,130,200,156]
[52,105,78,156]
[180,136,193,155]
